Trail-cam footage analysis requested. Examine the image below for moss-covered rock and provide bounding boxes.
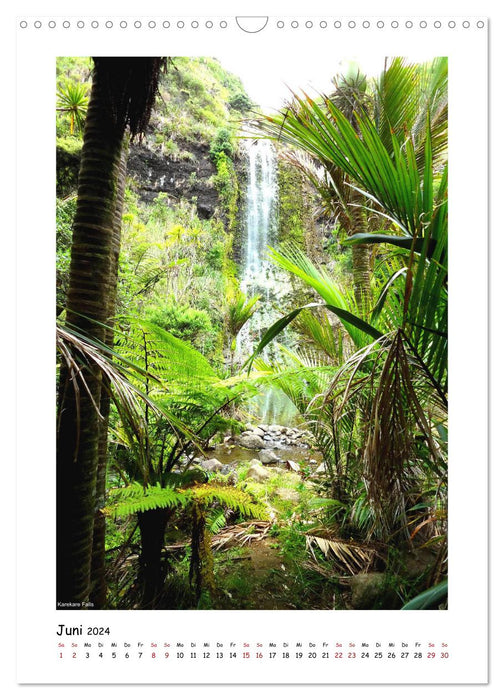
[349,573,402,609]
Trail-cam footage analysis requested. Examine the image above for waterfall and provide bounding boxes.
[243,139,277,289]
[236,139,298,425]
[236,140,278,359]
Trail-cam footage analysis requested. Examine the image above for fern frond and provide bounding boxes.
[191,485,269,521]
[104,482,191,518]
[207,509,227,535]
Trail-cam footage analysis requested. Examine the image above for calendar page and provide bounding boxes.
[15,0,488,687]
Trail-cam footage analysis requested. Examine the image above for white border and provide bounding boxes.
[7,0,494,694]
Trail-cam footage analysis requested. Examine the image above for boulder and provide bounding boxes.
[258,449,280,464]
[200,458,223,472]
[219,463,235,476]
[252,427,265,437]
[402,549,438,579]
[349,573,400,609]
[237,433,267,449]
[285,460,301,472]
[245,463,271,482]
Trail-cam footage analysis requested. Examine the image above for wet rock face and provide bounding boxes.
[127,140,219,219]
[56,139,222,220]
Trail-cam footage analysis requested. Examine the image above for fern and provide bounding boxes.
[191,485,268,521]
[104,482,191,517]
[109,316,254,484]
[207,508,227,535]
[104,481,268,522]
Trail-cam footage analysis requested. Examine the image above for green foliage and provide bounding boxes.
[210,127,235,163]
[116,191,240,360]
[401,579,447,610]
[212,152,239,232]
[57,81,89,135]
[192,484,268,520]
[145,299,216,354]
[207,509,227,534]
[227,92,253,113]
[277,157,310,247]
[227,289,261,341]
[152,57,247,148]
[251,58,448,546]
[56,135,83,156]
[110,317,253,488]
[205,240,226,271]
[56,58,92,138]
[56,196,77,312]
[56,139,81,196]
[105,480,267,522]
[105,482,191,517]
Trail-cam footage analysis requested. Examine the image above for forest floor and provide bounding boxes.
[211,536,345,610]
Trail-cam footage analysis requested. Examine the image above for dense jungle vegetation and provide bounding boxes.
[56,56,448,611]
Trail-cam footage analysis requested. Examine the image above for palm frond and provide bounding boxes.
[306,533,378,575]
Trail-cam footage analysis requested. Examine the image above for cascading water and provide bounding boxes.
[243,140,277,292]
[236,140,278,357]
[236,139,298,425]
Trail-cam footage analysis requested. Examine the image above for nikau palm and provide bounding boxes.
[250,58,448,540]
[57,58,166,606]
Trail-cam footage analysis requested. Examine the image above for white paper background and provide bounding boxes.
[3,0,501,697]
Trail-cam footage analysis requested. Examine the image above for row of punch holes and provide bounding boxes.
[18,18,486,31]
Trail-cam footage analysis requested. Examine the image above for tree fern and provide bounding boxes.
[110,317,252,484]
[191,485,268,521]
[104,480,268,522]
[104,482,191,517]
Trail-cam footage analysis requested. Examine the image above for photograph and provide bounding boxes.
[55,54,448,613]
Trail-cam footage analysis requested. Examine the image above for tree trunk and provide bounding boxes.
[137,508,171,608]
[351,243,371,311]
[349,192,371,312]
[57,66,127,606]
[90,142,129,609]
[57,58,166,607]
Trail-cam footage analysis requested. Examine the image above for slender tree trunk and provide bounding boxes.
[137,509,171,608]
[349,193,371,312]
[351,243,371,310]
[57,57,165,607]
[90,142,129,609]
[57,67,126,606]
